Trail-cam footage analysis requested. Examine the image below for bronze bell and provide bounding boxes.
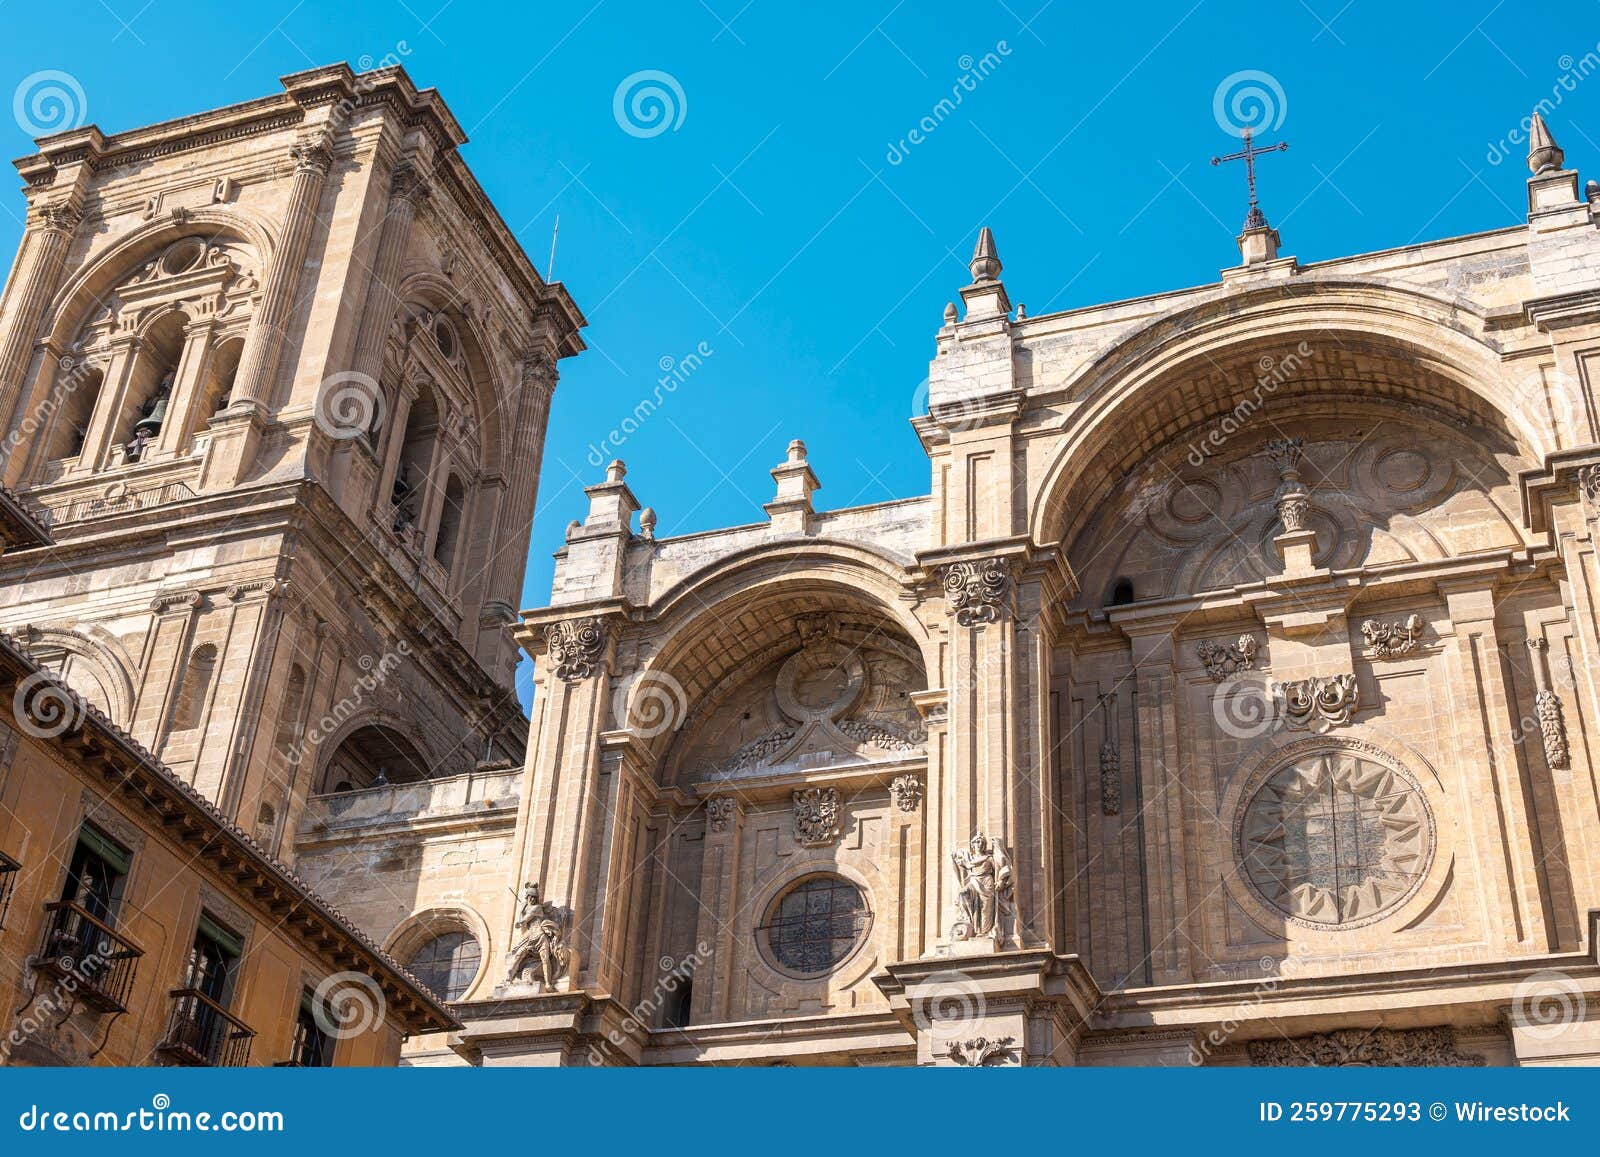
[131,375,174,439]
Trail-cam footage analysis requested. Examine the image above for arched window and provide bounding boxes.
[434,474,466,571]
[192,337,243,441]
[406,930,481,1000]
[318,724,430,793]
[118,311,186,461]
[253,802,277,846]
[45,364,104,462]
[1108,577,1135,606]
[391,386,438,537]
[272,663,309,756]
[173,644,218,732]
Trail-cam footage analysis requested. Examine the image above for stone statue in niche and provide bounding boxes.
[504,881,570,992]
[950,832,1018,948]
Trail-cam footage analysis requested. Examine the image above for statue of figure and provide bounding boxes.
[505,882,569,991]
[950,833,1017,947]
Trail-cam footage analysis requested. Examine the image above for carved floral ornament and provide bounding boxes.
[940,557,1014,627]
[948,1036,1017,1066]
[544,617,608,682]
[793,787,842,846]
[705,796,740,833]
[889,773,923,813]
[1278,673,1360,732]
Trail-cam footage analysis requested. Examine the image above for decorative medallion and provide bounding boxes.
[889,773,923,813]
[545,617,607,682]
[793,787,842,846]
[941,557,1014,627]
[1197,634,1259,682]
[1247,1026,1483,1067]
[1361,614,1423,658]
[1277,673,1359,731]
[1237,747,1433,929]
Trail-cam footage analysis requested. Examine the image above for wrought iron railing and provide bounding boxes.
[0,849,18,930]
[31,480,197,529]
[34,900,145,1013]
[157,987,255,1067]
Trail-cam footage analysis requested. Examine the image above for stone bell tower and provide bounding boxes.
[0,64,585,859]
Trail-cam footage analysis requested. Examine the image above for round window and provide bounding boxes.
[1238,749,1432,928]
[406,930,481,1000]
[762,875,870,976]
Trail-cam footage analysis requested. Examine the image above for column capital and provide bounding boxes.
[290,131,335,177]
[544,615,611,682]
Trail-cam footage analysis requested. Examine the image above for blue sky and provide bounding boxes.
[3,1,1594,704]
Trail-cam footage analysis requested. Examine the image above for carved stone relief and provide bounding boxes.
[1248,1026,1484,1067]
[948,1036,1017,1066]
[705,797,739,834]
[793,787,841,846]
[1277,674,1359,732]
[949,832,1018,947]
[1361,614,1423,658]
[940,557,1013,627]
[1099,741,1121,816]
[1197,634,1259,682]
[890,773,923,813]
[545,617,607,682]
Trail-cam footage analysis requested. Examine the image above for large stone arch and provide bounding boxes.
[14,624,137,727]
[1029,279,1544,552]
[311,709,440,793]
[622,542,933,786]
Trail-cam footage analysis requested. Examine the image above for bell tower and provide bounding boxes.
[0,64,584,858]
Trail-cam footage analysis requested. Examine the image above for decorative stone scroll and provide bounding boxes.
[1197,634,1259,682]
[1361,614,1423,658]
[941,557,1013,627]
[793,787,841,846]
[545,617,607,682]
[889,773,923,813]
[1099,742,1121,816]
[950,832,1018,947]
[705,797,739,833]
[1277,674,1359,732]
[1247,1026,1484,1067]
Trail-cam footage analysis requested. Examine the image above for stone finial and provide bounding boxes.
[582,458,639,531]
[969,227,1002,283]
[766,438,820,534]
[638,506,657,539]
[1528,111,1565,175]
[943,301,959,325]
[606,458,627,483]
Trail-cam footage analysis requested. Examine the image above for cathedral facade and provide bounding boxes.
[3,66,1600,1066]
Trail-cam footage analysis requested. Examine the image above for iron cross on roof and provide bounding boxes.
[1211,126,1289,231]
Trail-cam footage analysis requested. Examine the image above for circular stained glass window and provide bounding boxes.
[1238,750,1433,928]
[763,875,871,975]
[406,930,482,1000]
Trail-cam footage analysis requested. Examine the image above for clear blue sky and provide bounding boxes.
[3,1,1593,705]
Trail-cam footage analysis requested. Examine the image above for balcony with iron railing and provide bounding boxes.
[0,849,18,929]
[33,900,145,1013]
[156,988,255,1067]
